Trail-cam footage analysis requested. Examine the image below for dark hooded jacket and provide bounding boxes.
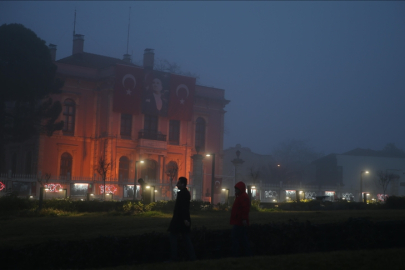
[168,187,191,233]
[230,181,250,226]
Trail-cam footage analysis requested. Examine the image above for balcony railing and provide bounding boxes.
[138,130,167,141]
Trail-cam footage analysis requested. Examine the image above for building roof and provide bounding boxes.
[341,148,405,158]
[57,52,139,70]
[312,147,405,164]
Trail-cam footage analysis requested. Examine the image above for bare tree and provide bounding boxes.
[165,160,179,200]
[154,58,200,83]
[95,155,111,200]
[37,173,51,211]
[375,170,400,202]
[248,165,260,184]
[37,172,51,188]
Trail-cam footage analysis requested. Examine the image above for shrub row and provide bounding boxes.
[1,218,405,269]
[0,196,213,214]
[260,196,405,211]
[2,196,405,214]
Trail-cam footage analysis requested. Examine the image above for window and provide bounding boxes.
[120,114,132,138]
[195,117,206,151]
[63,99,76,135]
[11,153,17,175]
[139,114,165,140]
[119,156,130,181]
[25,151,32,175]
[169,120,180,145]
[144,114,158,136]
[140,159,157,181]
[60,152,72,179]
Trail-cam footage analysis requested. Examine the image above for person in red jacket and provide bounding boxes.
[230,181,252,257]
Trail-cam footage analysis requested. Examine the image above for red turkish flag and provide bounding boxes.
[113,64,143,114]
[168,74,196,121]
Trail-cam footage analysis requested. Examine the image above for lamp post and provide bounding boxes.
[206,153,216,205]
[231,150,244,190]
[222,188,230,206]
[133,160,144,200]
[360,170,369,202]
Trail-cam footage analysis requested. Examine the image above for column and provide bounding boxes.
[191,154,203,200]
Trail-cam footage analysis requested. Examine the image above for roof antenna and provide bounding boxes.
[73,8,77,36]
[126,7,131,54]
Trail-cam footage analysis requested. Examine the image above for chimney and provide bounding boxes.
[72,34,84,55]
[123,53,131,63]
[143,48,154,69]
[48,43,57,61]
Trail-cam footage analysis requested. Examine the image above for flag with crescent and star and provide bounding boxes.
[168,74,196,121]
[113,64,143,114]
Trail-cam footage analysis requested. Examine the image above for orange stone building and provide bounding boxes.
[1,34,229,202]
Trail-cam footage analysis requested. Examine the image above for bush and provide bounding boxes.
[122,201,152,213]
[0,196,36,212]
[251,199,261,211]
[191,200,212,212]
[2,218,405,269]
[385,196,405,209]
[151,200,175,213]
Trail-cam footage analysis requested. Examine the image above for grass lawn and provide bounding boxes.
[2,209,405,249]
[95,248,405,270]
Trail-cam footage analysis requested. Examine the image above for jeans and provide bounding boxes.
[231,225,252,257]
[169,232,196,261]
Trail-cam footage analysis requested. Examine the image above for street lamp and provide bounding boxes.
[222,188,230,206]
[133,160,144,200]
[206,153,216,205]
[152,186,156,202]
[360,170,369,202]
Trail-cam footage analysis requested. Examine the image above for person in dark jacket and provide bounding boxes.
[168,177,196,261]
[230,181,252,257]
[137,178,148,203]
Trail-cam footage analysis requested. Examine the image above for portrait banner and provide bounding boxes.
[168,74,196,121]
[142,70,171,117]
[113,64,143,115]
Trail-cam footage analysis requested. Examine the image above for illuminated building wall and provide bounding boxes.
[2,34,229,201]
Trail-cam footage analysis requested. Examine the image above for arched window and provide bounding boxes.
[63,99,76,135]
[119,156,130,181]
[140,159,157,181]
[60,152,72,179]
[195,117,206,151]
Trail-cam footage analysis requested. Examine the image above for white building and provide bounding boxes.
[313,148,405,201]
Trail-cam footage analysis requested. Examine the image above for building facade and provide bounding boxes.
[313,148,405,201]
[0,34,230,202]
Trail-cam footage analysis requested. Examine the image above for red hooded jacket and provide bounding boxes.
[230,181,250,226]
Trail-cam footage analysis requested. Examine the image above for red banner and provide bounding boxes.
[113,64,143,114]
[168,74,196,121]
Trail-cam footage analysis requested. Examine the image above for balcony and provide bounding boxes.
[138,130,167,142]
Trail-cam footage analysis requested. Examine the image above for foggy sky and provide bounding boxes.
[1,1,404,156]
